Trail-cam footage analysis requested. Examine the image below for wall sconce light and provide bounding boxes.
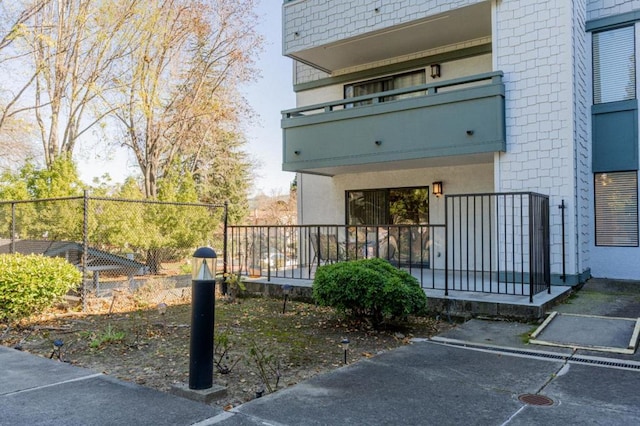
[432,181,443,197]
[375,140,382,146]
[294,150,301,155]
[430,64,441,79]
[466,130,474,136]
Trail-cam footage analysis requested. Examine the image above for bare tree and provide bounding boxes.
[0,1,51,152]
[0,0,50,53]
[110,0,262,198]
[26,0,138,167]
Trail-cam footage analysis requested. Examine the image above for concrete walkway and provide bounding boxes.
[1,278,638,425]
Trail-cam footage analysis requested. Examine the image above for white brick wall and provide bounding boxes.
[494,0,586,277]
[573,0,591,275]
[283,0,485,56]
[587,0,640,20]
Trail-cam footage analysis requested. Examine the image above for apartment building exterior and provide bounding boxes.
[280,0,640,285]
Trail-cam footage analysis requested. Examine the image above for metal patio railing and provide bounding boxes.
[227,224,445,288]
[228,193,551,301]
[445,192,550,302]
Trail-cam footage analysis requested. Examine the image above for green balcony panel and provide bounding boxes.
[282,72,505,174]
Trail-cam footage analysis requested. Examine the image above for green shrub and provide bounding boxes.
[0,254,81,322]
[312,258,427,327]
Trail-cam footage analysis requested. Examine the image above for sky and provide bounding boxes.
[241,1,297,196]
[78,1,296,197]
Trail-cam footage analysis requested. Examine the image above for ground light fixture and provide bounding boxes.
[341,338,350,364]
[282,284,292,314]
[189,246,217,390]
[50,339,63,361]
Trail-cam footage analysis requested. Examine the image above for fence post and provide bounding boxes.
[10,202,15,254]
[559,200,566,282]
[222,201,229,295]
[528,193,534,303]
[444,196,449,297]
[82,190,89,311]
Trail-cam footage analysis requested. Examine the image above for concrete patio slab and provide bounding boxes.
[530,312,640,354]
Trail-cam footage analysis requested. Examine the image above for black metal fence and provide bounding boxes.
[0,193,226,308]
[445,192,550,302]
[228,192,551,302]
[227,224,445,287]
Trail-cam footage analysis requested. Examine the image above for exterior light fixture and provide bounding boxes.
[432,181,443,197]
[50,339,64,361]
[282,284,292,314]
[192,246,217,280]
[375,140,382,146]
[189,246,217,390]
[430,64,441,79]
[341,338,350,364]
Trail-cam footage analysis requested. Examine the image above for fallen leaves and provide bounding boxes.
[1,297,450,409]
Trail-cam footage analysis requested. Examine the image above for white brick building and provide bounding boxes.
[280,0,640,286]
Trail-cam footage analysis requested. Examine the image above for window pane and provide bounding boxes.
[347,190,387,225]
[595,171,639,246]
[344,70,425,105]
[389,71,426,101]
[389,188,429,224]
[593,26,636,104]
[346,187,428,225]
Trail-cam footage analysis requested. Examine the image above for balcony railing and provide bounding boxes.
[227,224,444,287]
[281,72,505,173]
[228,192,552,302]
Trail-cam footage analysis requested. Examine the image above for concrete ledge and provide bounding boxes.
[241,279,314,302]
[170,383,227,405]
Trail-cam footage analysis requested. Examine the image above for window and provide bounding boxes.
[595,171,639,246]
[346,187,429,225]
[593,26,636,104]
[344,70,426,107]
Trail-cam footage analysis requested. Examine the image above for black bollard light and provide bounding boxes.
[189,246,217,390]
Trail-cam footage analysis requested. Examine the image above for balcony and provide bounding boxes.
[283,0,491,73]
[281,72,505,175]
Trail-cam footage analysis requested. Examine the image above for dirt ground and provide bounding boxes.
[0,292,452,410]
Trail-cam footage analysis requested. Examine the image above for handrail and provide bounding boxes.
[282,71,504,118]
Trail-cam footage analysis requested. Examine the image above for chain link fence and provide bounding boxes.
[0,193,227,309]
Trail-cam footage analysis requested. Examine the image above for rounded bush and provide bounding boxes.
[312,258,427,326]
[0,254,81,322]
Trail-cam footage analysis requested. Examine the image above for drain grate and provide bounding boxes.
[518,394,554,406]
[429,338,640,371]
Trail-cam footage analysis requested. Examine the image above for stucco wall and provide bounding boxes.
[295,54,492,107]
[297,163,494,226]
